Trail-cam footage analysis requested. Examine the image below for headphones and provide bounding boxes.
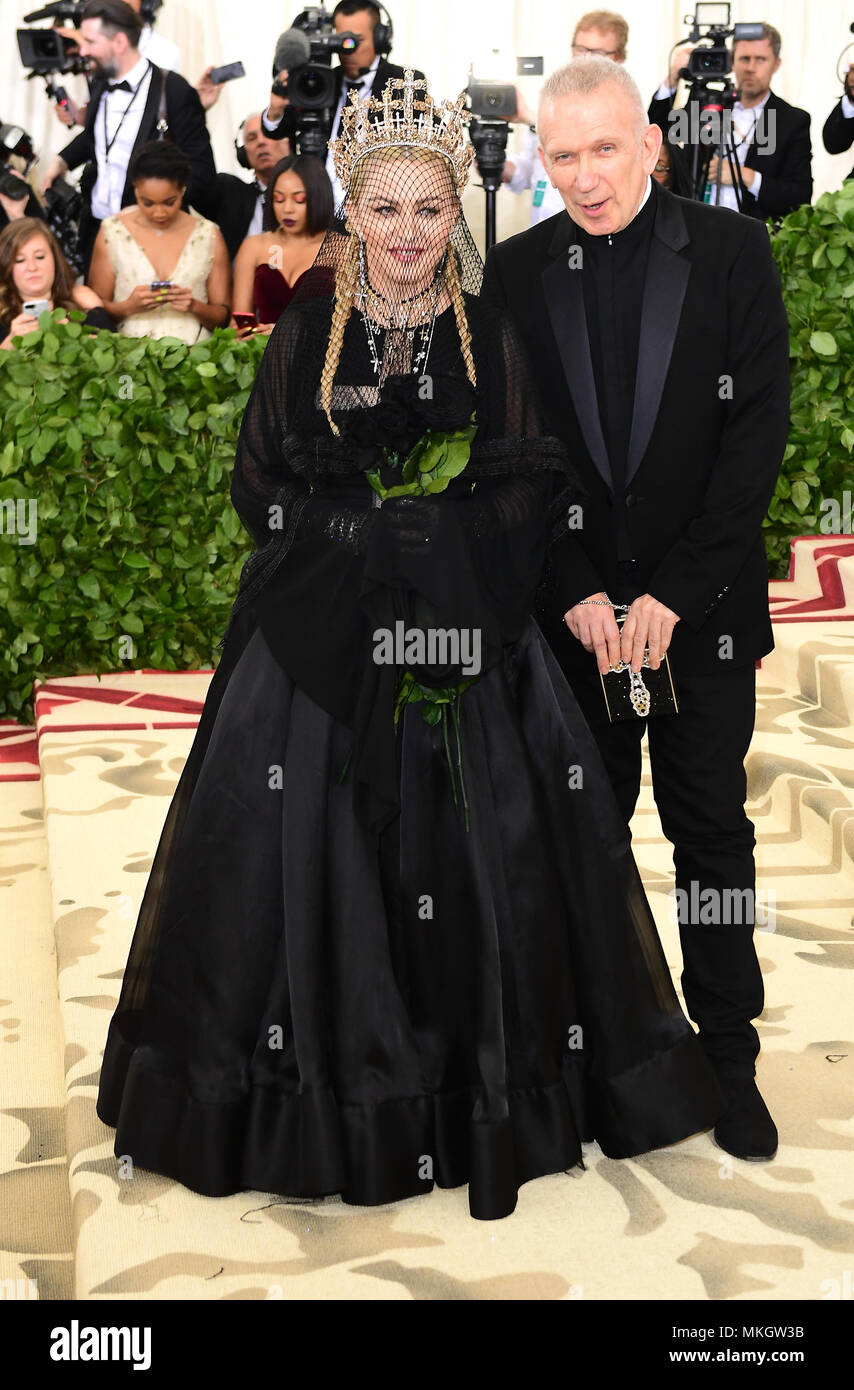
[235,117,251,170]
[332,2,393,57]
[139,0,164,21]
[369,2,394,58]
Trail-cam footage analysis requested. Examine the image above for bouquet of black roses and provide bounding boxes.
[342,373,478,499]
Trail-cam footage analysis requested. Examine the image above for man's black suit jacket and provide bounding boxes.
[209,173,262,261]
[822,97,854,182]
[481,181,791,675]
[58,62,217,250]
[263,58,427,145]
[648,89,812,221]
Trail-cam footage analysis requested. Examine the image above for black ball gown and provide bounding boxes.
[96,284,726,1220]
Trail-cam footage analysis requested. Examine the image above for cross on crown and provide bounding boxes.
[330,67,476,195]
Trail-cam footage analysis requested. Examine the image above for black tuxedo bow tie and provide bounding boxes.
[344,79,366,92]
[107,79,132,93]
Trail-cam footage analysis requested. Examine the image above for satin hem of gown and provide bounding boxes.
[96,1016,724,1221]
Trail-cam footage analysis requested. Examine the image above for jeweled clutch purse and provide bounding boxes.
[600,612,679,722]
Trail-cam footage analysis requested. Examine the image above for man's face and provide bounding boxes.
[538,84,661,236]
[571,27,624,63]
[335,8,377,78]
[242,115,289,182]
[77,18,123,78]
[732,39,780,100]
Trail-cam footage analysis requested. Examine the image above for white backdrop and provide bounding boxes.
[2,0,853,248]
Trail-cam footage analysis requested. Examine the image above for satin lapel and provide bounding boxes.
[624,201,691,487]
[541,242,613,492]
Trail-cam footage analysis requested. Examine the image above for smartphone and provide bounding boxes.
[22,299,51,317]
[209,60,245,86]
[150,281,172,291]
[232,312,256,330]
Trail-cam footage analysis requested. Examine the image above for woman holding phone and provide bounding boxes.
[0,217,112,350]
[231,155,333,337]
[87,142,231,343]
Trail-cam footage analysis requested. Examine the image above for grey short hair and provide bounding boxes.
[537,56,648,139]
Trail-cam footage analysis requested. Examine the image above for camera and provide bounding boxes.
[270,6,363,155]
[18,3,88,76]
[673,4,764,208]
[682,4,763,85]
[0,123,37,203]
[44,176,84,275]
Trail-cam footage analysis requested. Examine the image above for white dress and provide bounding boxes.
[100,212,217,343]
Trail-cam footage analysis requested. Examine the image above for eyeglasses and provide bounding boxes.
[571,43,619,58]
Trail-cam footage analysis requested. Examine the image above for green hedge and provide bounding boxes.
[766,178,854,577]
[1,184,852,723]
[0,318,266,721]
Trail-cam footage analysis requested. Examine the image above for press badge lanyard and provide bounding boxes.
[102,61,151,162]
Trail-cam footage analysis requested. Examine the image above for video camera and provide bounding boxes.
[271,5,363,156]
[18,1,89,90]
[681,2,763,82]
[672,4,764,208]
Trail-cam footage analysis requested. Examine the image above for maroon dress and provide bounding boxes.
[253,264,310,324]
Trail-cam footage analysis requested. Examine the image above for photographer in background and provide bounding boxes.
[822,62,854,182]
[41,0,216,277]
[648,22,812,221]
[208,114,291,262]
[503,10,629,226]
[261,2,424,208]
[54,0,181,129]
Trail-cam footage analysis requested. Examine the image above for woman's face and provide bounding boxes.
[348,156,459,293]
[652,146,672,188]
[134,177,186,227]
[272,169,309,233]
[13,233,55,301]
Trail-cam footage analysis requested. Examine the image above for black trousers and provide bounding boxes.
[542,613,765,1081]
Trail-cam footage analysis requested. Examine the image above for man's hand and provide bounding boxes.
[0,188,30,222]
[196,66,224,112]
[619,594,680,673]
[707,156,755,188]
[564,593,622,675]
[266,70,290,121]
[41,156,68,193]
[668,44,694,88]
[508,85,535,125]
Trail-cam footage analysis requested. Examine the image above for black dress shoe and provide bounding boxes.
[712,1075,778,1161]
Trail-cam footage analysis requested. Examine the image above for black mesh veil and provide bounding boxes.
[223,72,584,838]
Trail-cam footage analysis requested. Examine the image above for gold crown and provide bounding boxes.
[330,67,476,195]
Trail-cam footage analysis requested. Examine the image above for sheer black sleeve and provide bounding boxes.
[229,310,312,549]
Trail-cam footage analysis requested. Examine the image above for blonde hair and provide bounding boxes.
[320,146,476,437]
[538,55,647,140]
[573,10,629,60]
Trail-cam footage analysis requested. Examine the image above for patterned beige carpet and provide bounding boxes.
[1,540,852,1301]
